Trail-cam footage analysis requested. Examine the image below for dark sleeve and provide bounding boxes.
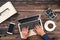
[21,38,26,40]
[42,34,51,40]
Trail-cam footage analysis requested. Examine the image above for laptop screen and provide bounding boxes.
[18,15,39,23]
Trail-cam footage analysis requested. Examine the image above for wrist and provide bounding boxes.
[21,36,28,39]
[40,33,46,36]
[38,32,46,36]
[21,34,28,39]
[21,38,26,40]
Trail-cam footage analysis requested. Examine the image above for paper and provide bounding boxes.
[0,1,17,23]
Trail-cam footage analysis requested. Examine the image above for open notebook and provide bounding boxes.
[18,15,43,37]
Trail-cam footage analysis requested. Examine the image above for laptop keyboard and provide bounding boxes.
[20,20,41,31]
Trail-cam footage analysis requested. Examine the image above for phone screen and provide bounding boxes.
[8,24,14,33]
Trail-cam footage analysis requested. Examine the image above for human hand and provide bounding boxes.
[21,27,29,39]
[34,25,46,36]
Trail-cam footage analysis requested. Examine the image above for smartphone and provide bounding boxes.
[7,22,15,34]
[45,8,57,19]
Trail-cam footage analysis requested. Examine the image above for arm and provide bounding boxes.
[21,39,26,40]
[34,25,51,40]
[42,34,51,40]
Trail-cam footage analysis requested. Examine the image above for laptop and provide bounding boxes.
[18,15,43,37]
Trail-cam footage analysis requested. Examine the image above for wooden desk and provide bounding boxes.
[0,0,60,40]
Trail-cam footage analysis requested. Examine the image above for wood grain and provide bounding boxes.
[0,0,60,40]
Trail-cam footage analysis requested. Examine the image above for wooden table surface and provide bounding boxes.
[0,0,60,40]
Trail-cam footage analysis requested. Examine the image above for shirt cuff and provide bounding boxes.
[42,34,51,40]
